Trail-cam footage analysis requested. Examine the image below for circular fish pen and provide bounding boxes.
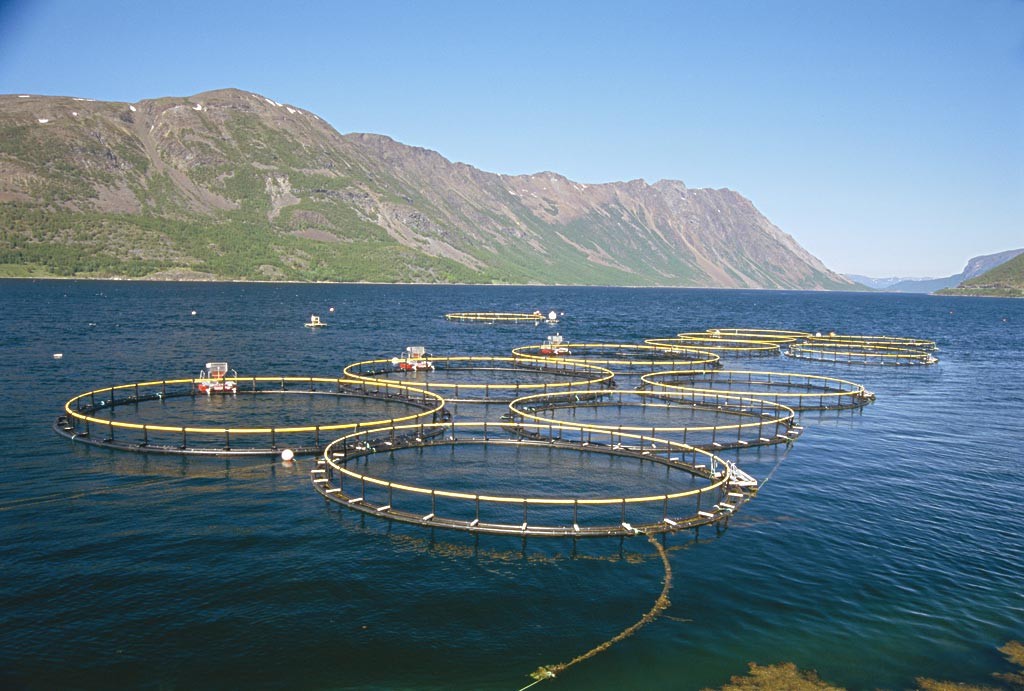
[54,377,447,456]
[786,342,938,366]
[644,334,783,357]
[342,355,615,403]
[804,333,938,351]
[511,342,721,375]
[313,420,757,537]
[445,311,554,324]
[507,389,800,450]
[641,369,875,410]
[703,328,810,343]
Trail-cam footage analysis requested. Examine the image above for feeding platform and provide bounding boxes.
[196,362,237,395]
[392,346,434,371]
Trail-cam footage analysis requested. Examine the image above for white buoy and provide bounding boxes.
[329,306,335,312]
[191,310,197,316]
[280,448,295,466]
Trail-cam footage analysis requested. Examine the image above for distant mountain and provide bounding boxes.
[937,252,1024,297]
[877,248,1024,294]
[844,274,934,290]
[886,275,963,293]
[0,89,855,288]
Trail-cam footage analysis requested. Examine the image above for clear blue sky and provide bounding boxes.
[1,0,1020,277]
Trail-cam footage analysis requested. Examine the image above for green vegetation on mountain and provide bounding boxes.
[0,89,855,287]
[937,253,1024,297]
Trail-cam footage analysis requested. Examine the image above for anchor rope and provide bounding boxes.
[521,531,673,688]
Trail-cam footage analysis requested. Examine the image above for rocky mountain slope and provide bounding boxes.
[0,89,854,288]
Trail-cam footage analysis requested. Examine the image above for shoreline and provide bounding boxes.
[0,275,869,293]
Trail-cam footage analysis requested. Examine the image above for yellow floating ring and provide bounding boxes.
[445,312,551,323]
[645,335,782,355]
[641,369,875,410]
[786,343,938,366]
[804,334,938,351]
[512,342,721,373]
[508,389,799,450]
[342,355,615,402]
[703,328,810,342]
[55,377,447,455]
[314,420,749,537]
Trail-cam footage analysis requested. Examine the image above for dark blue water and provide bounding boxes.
[1,280,1021,690]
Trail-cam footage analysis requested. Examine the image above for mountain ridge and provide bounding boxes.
[0,88,855,288]
[874,248,1024,293]
[937,251,1024,298]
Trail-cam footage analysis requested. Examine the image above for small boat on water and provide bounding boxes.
[197,362,238,395]
[305,315,326,328]
[539,333,571,356]
[392,346,434,371]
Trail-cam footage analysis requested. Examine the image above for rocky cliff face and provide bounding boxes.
[0,88,854,288]
[937,250,1024,297]
[961,248,1024,281]
[881,248,1024,294]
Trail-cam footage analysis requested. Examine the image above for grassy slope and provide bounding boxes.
[0,92,854,287]
[937,253,1024,297]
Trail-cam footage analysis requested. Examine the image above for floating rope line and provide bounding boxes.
[342,355,614,403]
[54,377,447,456]
[641,369,875,410]
[524,531,673,687]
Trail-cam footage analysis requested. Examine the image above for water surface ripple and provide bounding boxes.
[1,281,1021,689]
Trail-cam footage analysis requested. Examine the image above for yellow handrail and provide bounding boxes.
[62,377,446,437]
